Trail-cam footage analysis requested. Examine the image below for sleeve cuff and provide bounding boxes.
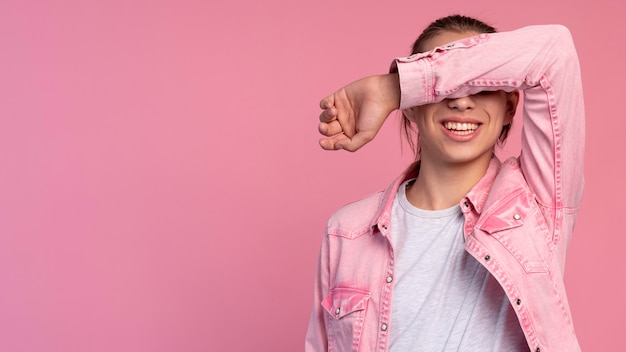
[390,56,433,109]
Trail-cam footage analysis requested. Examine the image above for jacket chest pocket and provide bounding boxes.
[476,190,551,273]
[321,288,370,352]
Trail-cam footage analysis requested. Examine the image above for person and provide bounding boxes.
[305,15,584,352]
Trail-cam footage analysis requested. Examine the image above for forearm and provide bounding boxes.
[391,25,576,106]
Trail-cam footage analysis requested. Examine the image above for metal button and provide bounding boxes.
[536,348,540,352]
[516,299,522,305]
[484,255,491,261]
[513,213,521,220]
[335,308,341,315]
[463,201,469,208]
[381,323,388,331]
[386,276,393,283]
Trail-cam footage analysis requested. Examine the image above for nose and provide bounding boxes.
[447,96,475,111]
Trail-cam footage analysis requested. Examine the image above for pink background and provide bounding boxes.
[0,0,623,351]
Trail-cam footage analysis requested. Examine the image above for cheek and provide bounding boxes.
[412,105,437,127]
[495,107,512,125]
[481,99,511,124]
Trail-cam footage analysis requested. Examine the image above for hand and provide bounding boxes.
[318,73,400,152]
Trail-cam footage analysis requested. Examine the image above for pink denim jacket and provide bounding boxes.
[306,25,585,352]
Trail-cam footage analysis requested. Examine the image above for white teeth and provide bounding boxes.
[445,122,479,131]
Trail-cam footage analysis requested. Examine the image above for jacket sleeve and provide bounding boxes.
[391,24,585,220]
[305,233,330,351]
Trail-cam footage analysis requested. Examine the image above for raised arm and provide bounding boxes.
[319,25,584,209]
[391,24,584,210]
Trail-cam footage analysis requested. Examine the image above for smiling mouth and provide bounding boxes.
[444,122,480,135]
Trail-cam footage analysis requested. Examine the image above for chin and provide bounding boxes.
[438,149,494,165]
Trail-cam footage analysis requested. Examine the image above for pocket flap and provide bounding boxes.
[478,191,531,234]
[321,288,370,320]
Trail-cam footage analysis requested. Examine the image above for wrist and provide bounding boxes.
[380,73,401,111]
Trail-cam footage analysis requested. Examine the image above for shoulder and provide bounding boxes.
[324,166,414,238]
[326,190,386,238]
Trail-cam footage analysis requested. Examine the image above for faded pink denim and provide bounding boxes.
[306,25,584,352]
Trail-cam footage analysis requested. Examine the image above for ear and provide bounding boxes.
[505,90,520,124]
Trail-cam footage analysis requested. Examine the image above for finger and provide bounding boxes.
[318,120,343,137]
[319,134,349,151]
[319,95,334,109]
[319,106,337,123]
[335,131,376,152]
[336,110,356,138]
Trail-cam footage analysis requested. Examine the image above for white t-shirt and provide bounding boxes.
[389,179,527,351]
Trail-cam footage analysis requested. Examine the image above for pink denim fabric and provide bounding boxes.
[306,25,584,352]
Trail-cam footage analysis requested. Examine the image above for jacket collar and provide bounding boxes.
[373,157,502,230]
[464,157,501,214]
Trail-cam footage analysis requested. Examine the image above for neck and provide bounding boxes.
[406,153,493,210]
